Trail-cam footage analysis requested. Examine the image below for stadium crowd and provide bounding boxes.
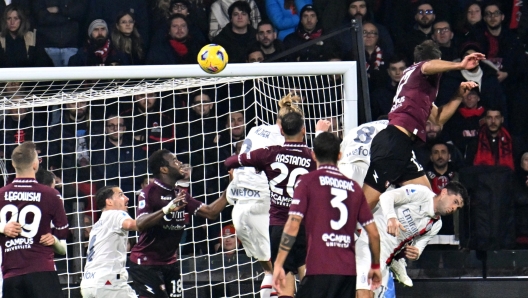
[1,0,528,296]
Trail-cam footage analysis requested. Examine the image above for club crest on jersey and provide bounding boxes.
[138,200,146,209]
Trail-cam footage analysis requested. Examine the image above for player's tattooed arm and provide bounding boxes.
[279,233,296,252]
[279,215,303,252]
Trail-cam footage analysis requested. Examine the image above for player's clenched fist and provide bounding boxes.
[386,218,406,237]
[162,192,187,214]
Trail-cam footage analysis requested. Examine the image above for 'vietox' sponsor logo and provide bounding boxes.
[230,188,260,198]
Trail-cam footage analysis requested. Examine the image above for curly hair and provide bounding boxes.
[277,92,303,119]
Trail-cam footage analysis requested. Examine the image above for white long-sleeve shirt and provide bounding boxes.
[369,184,442,264]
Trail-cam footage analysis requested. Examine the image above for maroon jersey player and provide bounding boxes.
[363,40,484,210]
[129,149,228,298]
[272,132,381,298]
[225,107,315,297]
[0,142,69,298]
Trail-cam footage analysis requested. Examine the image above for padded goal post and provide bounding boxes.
[0,62,357,297]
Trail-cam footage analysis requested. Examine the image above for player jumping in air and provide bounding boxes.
[225,94,315,298]
[363,40,483,210]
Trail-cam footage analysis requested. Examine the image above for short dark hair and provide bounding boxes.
[168,13,188,31]
[314,132,341,164]
[36,168,55,187]
[387,53,407,66]
[485,106,503,116]
[148,149,171,178]
[414,40,441,62]
[280,112,304,136]
[443,181,468,206]
[257,20,276,32]
[95,185,118,210]
[228,1,251,20]
[11,141,37,171]
[246,44,264,60]
[483,1,503,13]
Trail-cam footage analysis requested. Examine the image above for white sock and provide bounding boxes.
[260,273,273,298]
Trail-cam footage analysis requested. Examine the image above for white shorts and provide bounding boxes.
[232,200,270,261]
[81,283,136,298]
[355,232,390,296]
[338,162,369,187]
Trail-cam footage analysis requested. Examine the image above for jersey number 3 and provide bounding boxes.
[330,188,348,230]
[0,204,42,238]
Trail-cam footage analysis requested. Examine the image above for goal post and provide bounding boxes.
[0,61,358,297]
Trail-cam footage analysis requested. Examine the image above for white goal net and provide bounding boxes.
[0,62,357,297]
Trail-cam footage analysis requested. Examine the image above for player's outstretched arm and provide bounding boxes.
[429,81,479,126]
[122,218,138,231]
[136,195,187,231]
[196,191,228,220]
[0,221,21,238]
[363,222,382,291]
[421,53,485,75]
[273,214,302,293]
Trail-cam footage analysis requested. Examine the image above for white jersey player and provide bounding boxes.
[355,182,467,298]
[81,186,138,298]
[226,124,284,298]
[338,120,388,186]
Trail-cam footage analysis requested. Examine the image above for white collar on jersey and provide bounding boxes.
[283,142,308,148]
[154,179,173,191]
[13,178,38,184]
[319,165,339,171]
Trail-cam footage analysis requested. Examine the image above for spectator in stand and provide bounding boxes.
[476,2,526,84]
[421,142,461,270]
[436,42,507,116]
[431,20,458,61]
[370,54,406,120]
[146,14,204,64]
[68,19,116,66]
[266,0,312,40]
[454,2,485,44]
[398,2,436,65]
[312,0,347,33]
[444,88,485,166]
[92,114,147,202]
[255,19,285,61]
[471,107,514,170]
[151,0,207,46]
[246,45,264,62]
[0,94,48,178]
[48,101,102,185]
[0,4,52,67]
[339,0,394,61]
[209,0,261,40]
[283,4,336,62]
[120,92,178,156]
[212,1,257,63]
[87,0,149,47]
[33,0,87,67]
[110,11,145,65]
[187,89,219,200]
[362,22,387,92]
[478,2,528,137]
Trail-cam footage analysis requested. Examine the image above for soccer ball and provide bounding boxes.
[197,44,228,74]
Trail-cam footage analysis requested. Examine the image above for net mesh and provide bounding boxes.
[0,73,349,297]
